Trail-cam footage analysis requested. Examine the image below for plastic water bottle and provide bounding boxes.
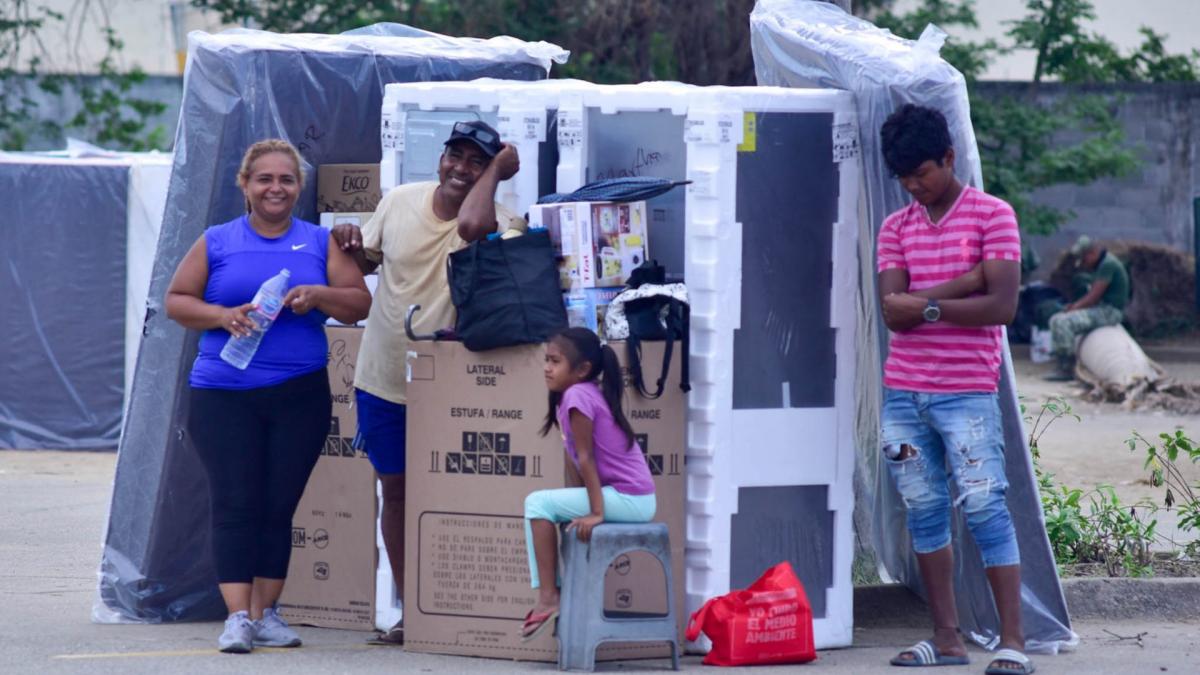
[220,268,291,370]
[565,280,589,329]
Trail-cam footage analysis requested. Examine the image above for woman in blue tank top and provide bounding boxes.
[165,139,371,654]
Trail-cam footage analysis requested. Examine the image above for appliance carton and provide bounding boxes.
[317,164,381,213]
[279,326,378,630]
[404,341,685,661]
[529,201,649,288]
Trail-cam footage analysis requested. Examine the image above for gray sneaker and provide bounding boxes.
[218,610,254,653]
[254,606,302,648]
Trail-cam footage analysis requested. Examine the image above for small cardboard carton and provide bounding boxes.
[564,287,623,340]
[279,326,378,630]
[404,341,685,661]
[530,201,649,289]
[317,164,381,213]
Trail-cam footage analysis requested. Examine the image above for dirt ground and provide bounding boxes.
[1011,344,1200,551]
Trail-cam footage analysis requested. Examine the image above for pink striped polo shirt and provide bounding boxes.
[876,186,1021,393]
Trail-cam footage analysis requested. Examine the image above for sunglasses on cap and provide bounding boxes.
[453,121,497,146]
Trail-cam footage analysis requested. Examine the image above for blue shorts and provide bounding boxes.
[354,388,406,475]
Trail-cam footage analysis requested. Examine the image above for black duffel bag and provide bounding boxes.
[605,260,691,399]
[448,230,568,351]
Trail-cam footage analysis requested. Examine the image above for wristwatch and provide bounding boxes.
[922,299,941,323]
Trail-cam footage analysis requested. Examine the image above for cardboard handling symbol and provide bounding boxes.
[313,528,330,549]
[615,589,633,609]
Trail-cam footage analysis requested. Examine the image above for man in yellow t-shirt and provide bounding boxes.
[331,120,526,644]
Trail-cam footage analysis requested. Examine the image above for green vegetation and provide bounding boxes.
[1025,395,1198,576]
[1,1,166,150]
[1129,429,1200,558]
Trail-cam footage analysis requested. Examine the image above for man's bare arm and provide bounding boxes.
[457,144,519,242]
[935,259,1020,326]
[878,265,985,332]
[882,259,1019,329]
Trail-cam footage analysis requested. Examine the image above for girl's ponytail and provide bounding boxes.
[540,389,562,438]
[600,344,636,447]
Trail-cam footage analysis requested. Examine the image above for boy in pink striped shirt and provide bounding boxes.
[876,105,1032,674]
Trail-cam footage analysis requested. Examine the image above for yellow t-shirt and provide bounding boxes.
[354,181,526,404]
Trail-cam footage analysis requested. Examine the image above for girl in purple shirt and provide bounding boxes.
[519,328,657,641]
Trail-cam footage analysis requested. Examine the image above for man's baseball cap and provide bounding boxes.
[1069,235,1093,256]
[444,120,502,158]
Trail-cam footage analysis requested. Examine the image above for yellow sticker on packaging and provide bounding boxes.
[738,112,757,152]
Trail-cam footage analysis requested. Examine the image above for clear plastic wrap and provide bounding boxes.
[751,0,1076,654]
[93,25,565,624]
[0,147,170,450]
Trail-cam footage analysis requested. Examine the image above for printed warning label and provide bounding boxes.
[381,110,404,152]
[833,122,860,162]
[557,108,583,148]
[417,512,533,620]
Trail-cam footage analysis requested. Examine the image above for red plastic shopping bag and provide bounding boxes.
[685,561,816,666]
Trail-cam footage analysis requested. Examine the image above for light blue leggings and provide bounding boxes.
[523,486,657,589]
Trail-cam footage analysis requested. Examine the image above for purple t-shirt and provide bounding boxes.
[557,382,655,496]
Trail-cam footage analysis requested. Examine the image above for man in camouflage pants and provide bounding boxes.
[1045,235,1130,381]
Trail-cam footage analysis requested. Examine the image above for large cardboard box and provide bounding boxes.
[530,201,649,288]
[317,163,382,213]
[404,341,685,661]
[279,326,378,630]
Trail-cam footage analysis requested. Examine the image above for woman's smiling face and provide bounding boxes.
[243,151,300,222]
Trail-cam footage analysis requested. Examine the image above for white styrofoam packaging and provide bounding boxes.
[318,211,375,230]
[380,80,581,219]
[380,80,863,649]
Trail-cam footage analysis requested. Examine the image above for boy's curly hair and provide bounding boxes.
[880,104,953,178]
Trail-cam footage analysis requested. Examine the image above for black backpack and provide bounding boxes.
[605,261,691,399]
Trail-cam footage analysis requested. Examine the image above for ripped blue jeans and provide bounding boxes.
[881,388,1020,568]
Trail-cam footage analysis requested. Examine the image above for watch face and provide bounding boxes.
[923,304,941,322]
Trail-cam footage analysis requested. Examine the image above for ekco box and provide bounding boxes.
[404,341,686,661]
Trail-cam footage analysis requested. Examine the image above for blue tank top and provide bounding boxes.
[189,215,330,390]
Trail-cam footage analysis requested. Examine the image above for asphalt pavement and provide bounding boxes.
[2,450,1197,674]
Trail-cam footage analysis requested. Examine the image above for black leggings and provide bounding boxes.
[188,369,331,583]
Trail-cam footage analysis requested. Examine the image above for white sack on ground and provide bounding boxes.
[1076,325,1163,391]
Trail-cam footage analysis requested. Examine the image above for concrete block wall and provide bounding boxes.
[974,82,1199,280]
[8,75,183,152]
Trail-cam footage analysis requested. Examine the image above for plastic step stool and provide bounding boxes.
[557,522,679,671]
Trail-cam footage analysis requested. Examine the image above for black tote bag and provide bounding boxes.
[448,229,568,352]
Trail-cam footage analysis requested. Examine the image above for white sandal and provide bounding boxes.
[984,647,1035,675]
[889,639,971,667]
